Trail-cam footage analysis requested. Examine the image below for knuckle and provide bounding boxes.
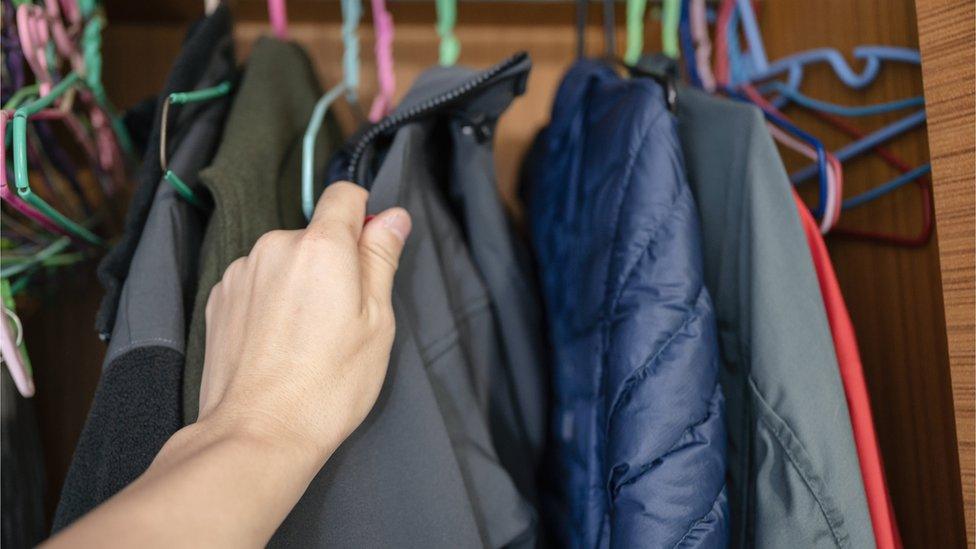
[205,284,221,318]
[254,230,285,253]
[224,256,247,280]
[301,222,354,252]
[328,181,368,201]
[363,240,399,271]
[366,296,396,332]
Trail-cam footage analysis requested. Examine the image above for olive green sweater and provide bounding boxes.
[182,38,341,422]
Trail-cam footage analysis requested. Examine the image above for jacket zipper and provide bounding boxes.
[346,51,529,183]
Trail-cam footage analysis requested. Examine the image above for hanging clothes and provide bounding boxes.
[1,369,46,548]
[181,38,341,421]
[793,191,902,549]
[52,7,236,532]
[521,59,729,547]
[95,6,234,340]
[307,53,543,548]
[671,82,875,548]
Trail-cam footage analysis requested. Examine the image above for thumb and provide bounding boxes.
[359,207,411,311]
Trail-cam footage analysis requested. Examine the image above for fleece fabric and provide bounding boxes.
[52,16,234,530]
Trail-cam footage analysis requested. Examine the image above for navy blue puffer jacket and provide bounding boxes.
[522,60,729,548]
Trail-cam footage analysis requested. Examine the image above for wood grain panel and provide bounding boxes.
[916,0,976,545]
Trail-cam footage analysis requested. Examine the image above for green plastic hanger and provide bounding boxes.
[158,80,233,209]
[11,8,136,246]
[436,0,460,66]
[625,0,680,64]
[12,72,104,246]
[624,0,647,64]
[661,0,680,58]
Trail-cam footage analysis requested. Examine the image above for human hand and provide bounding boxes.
[197,182,411,465]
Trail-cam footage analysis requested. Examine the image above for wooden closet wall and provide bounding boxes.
[20,0,973,545]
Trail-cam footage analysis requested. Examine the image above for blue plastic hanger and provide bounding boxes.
[790,109,927,183]
[724,88,831,219]
[724,2,931,210]
[679,0,700,86]
[727,0,923,112]
[301,0,362,221]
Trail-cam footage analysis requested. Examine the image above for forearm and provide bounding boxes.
[44,413,329,548]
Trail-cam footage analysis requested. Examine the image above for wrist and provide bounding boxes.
[161,408,334,477]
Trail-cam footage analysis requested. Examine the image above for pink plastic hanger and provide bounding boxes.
[743,85,843,232]
[689,0,716,92]
[0,305,34,398]
[268,0,288,39]
[17,4,56,96]
[17,5,121,183]
[766,123,842,231]
[45,0,84,71]
[368,0,396,121]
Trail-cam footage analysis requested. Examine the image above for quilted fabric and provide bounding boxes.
[522,60,729,548]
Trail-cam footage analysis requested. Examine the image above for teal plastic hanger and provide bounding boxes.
[301,0,362,221]
[159,80,233,209]
[12,72,103,246]
[11,8,134,247]
[436,0,460,66]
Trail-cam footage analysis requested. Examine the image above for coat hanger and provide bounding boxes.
[1,110,71,237]
[685,0,715,90]
[368,0,396,122]
[0,279,33,398]
[717,0,932,239]
[302,0,362,220]
[661,0,680,58]
[681,4,933,247]
[713,0,837,228]
[575,0,587,58]
[9,0,133,246]
[12,74,110,246]
[623,0,645,65]
[436,0,459,66]
[268,0,288,39]
[158,80,234,209]
[603,0,615,58]
[789,110,927,183]
[810,110,933,247]
[722,9,924,117]
[623,0,680,65]
[742,86,843,232]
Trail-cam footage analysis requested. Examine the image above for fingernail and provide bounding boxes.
[382,209,411,242]
[363,214,376,226]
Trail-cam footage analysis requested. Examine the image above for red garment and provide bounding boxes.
[793,192,902,549]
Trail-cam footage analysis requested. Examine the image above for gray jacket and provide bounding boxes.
[292,52,546,548]
[675,85,874,548]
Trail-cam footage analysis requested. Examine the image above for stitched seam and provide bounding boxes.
[598,101,666,422]
[606,290,702,424]
[611,198,687,309]
[749,376,848,547]
[671,493,724,549]
[105,337,184,365]
[610,382,716,493]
